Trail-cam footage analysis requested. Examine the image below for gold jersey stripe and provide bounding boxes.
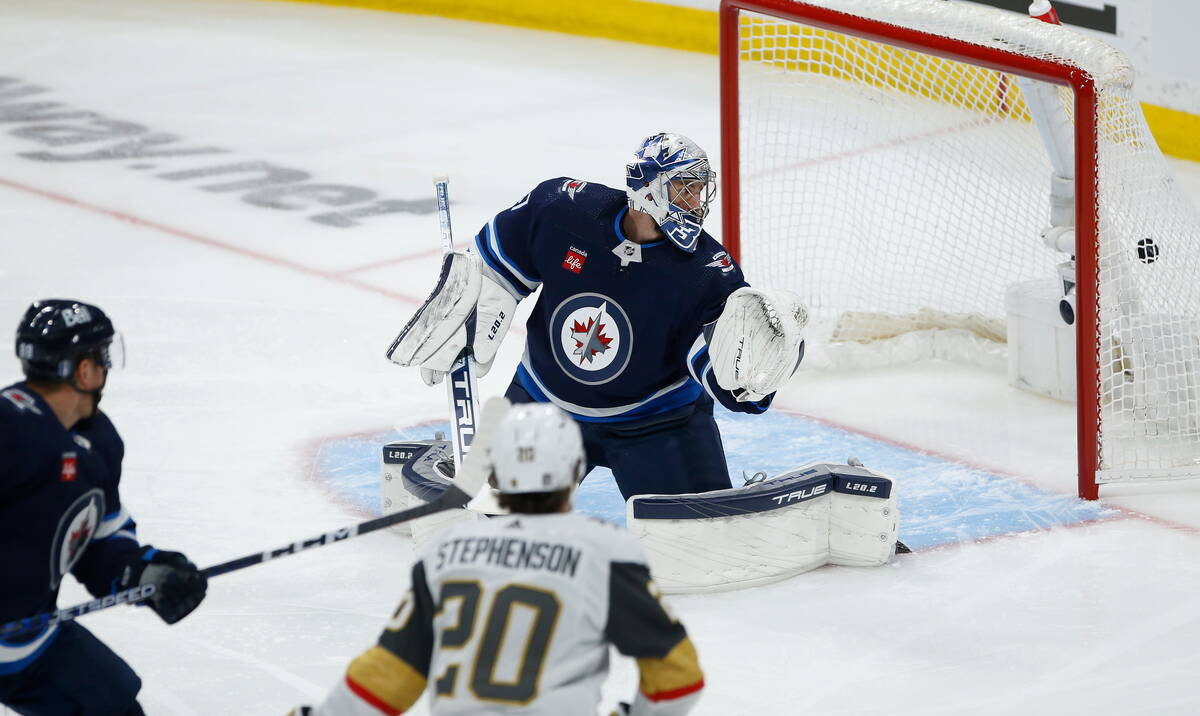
[345,645,428,714]
[636,637,704,700]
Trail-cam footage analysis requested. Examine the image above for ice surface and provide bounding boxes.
[2,1,1199,714]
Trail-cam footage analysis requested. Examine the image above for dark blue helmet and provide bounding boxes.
[15,299,122,381]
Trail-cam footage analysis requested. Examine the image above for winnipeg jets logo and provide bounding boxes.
[551,293,633,385]
[560,179,588,200]
[68,520,92,558]
[706,251,734,274]
[50,489,104,589]
[569,303,615,365]
[2,387,42,414]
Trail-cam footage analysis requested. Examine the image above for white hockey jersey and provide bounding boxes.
[308,512,703,716]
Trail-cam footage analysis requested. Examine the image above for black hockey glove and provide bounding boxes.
[122,546,208,624]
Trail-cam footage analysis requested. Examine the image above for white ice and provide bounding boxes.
[2,0,1199,714]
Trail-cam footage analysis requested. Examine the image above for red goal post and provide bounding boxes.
[718,0,1200,500]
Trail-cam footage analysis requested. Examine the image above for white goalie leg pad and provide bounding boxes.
[628,463,898,594]
[629,482,830,594]
[709,287,809,401]
[380,440,483,547]
[380,445,415,537]
[829,472,899,567]
[386,252,481,372]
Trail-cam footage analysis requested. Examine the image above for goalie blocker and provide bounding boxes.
[385,251,517,386]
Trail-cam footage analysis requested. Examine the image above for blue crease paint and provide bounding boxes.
[312,412,1117,550]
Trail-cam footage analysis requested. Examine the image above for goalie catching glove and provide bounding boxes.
[385,251,518,385]
[709,287,808,402]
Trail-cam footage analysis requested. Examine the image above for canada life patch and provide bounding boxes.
[562,246,587,274]
[550,293,633,386]
[61,451,78,482]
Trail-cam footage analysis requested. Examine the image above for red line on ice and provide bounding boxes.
[776,406,1200,539]
[745,117,998,179]
[336,247,445,276]
[0,177,423,306]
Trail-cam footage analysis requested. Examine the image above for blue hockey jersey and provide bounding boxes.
[473,178,773,422]
[0,383,140,674]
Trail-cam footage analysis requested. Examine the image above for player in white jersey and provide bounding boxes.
[293,403,703,716]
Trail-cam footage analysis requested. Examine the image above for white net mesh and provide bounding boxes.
[732,0,1200,484]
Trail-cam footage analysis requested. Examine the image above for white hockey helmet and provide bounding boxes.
[491,403,584,494]
[625,132,717,253]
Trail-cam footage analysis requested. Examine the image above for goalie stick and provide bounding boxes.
[433,175,482,476]
[1,397,510,640]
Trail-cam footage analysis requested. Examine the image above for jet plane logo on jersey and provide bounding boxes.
[706,251,734,274]
[49,488,105,590]
[560,179,588,200]
[550,293,633,385]
[2,387,42,415]
[570,315,614,363]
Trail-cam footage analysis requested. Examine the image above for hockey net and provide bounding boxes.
[720,0,1200,498]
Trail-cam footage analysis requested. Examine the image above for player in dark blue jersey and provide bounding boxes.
[0,300,207,716]
[391,133,808,499]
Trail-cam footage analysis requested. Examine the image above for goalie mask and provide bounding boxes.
[625,132,717,253]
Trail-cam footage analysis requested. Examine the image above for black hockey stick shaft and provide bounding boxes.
[1,485,472,639]
[0,584,159,640]
[201,484,471,577]
[3,396,510,640]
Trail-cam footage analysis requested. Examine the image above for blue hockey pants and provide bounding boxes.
[0,622,143,716]
[505,378,733,500]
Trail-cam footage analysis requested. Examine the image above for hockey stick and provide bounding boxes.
[433,175,482,475]
[2,397,510,640]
